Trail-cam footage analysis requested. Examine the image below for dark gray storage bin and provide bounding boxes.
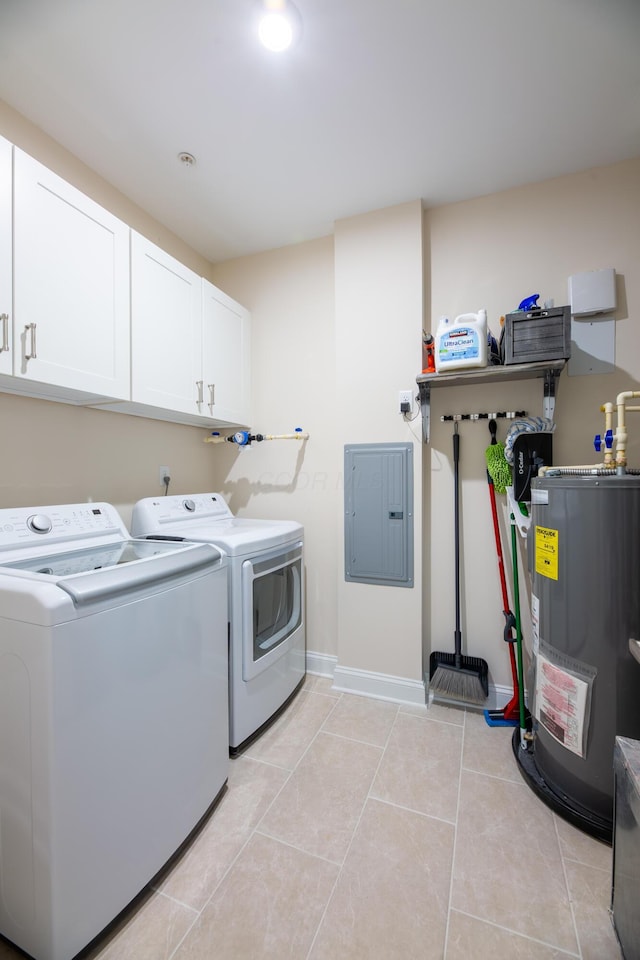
[503,305,571,365]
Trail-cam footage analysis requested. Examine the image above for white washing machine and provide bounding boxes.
[132,492,305,754]
[0,502,229,960]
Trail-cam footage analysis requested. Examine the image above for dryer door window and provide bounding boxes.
[241,543,303,681]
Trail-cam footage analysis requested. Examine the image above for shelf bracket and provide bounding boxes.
[543,366,561,422]
[418,380,431,443]
[416,360,565,444]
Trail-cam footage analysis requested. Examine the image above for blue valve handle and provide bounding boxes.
[594,434,602,452]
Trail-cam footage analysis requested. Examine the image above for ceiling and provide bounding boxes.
[1,0,639,264]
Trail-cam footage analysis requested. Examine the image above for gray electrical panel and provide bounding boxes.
[344,442,413,587]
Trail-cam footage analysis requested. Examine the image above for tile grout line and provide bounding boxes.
[167,690,345,960]
[302,701,401,960]
[553,812,584,960]
[451,907,582,957]
[252,827,344,867]
[441,706,467,959]
[365,793,457,825]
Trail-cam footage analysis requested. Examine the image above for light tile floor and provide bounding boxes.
[0,676,623,960]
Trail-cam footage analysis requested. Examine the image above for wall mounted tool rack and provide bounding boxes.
[441,411,527,423]
[416,359,566,443]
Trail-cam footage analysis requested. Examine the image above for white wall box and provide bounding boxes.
[568,268,617,316]
[202,279,251,426]
[6,149,130,402]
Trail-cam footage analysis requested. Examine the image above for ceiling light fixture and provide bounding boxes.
[258,0,301,52]
[178,152,196,167]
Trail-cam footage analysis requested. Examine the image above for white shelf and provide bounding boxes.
[416,359,566,442]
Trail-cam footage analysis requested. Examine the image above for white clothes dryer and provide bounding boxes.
[0,502,229,960]
[132,492,305,754]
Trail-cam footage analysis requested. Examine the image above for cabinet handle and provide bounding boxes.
[0,314,8,352]
[196,379,204,404]
[208,383,215,407]
[24,322,37,361]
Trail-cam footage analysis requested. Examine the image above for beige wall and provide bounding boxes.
[0,394,217,530]
[425,157,640,687]
[334,202,424,681]
[213,160,640,694]
[2,94,639,696]
[214,203,425,681]
[211,237,338,659]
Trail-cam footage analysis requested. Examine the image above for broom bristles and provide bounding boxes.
[430,652,489,705]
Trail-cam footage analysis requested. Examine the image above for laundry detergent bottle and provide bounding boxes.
[435,309,488,373]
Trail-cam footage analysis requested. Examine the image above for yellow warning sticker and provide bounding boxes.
[535,525,559,580]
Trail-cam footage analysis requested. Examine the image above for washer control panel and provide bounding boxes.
[133,493,233,526]
[0,503,124,549]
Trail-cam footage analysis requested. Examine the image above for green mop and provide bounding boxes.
[485,419,512,494]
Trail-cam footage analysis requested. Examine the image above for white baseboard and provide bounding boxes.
[305,650,337,678]
[332,663,426,706]
[306,652,518,713]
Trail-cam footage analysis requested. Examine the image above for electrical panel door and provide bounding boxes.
[344,443,413,587]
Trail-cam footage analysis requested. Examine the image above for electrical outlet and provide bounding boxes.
[399,390,413,413]
[158,465,170,485]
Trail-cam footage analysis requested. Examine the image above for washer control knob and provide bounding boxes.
[28,514,52,534]
[183,499,196,512]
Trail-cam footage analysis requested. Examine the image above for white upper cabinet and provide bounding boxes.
[0,137,11,377]
[202,279,251,426]
[128,234,251,426]
[130,232,202,415]
[0,142,252,427]
[12,149,130,400]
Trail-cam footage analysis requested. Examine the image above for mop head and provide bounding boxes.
[429,652,489,705]
[485,441,512,494]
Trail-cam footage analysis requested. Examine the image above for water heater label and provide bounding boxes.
[535,651,589,757]
[535,525,558,580]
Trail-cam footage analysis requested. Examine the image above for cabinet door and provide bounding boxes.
[202,279,251,425]
[131,233,203,415]
[13,150,130,399]
[0,137,10,377]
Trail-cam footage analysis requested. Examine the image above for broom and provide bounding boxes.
[430,423,489,705]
